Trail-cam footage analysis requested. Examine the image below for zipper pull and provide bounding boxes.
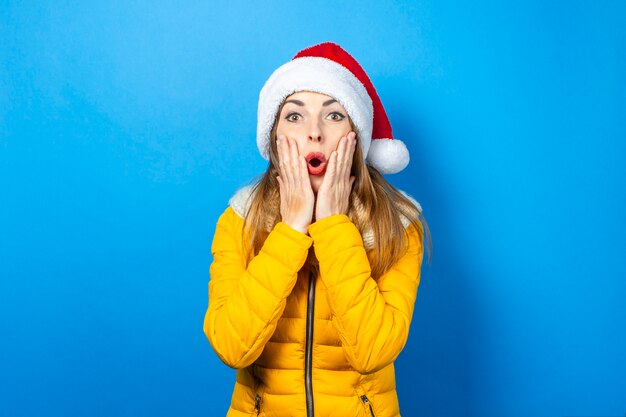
[254,394,261,416]
[360,395,375,417]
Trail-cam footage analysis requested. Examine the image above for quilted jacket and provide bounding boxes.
[204,187,424,416]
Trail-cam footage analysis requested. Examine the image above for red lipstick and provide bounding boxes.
[305,152,327,175]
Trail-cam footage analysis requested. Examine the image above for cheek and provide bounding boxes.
[333,118,351,132]
[276,123,307,149]
[276,121,297,138]
[328,133,347,151]
[275,119,286,136]
[326,123,351,143]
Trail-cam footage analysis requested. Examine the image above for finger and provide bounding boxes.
[292,141,307,192]
[282,137,296,187]
[276,175,283,195]
[277,175,289,220]
[337,134,347,157]
[341,132,356,179]
[277,175,285,202]
[324,150,338,187]
[347,131,357,156]
[277,134,287,156]
[298,154,309,186]
[298,155,309,179]
[289,137,301,179]
[277,135,289,175]
[336,135,349,179]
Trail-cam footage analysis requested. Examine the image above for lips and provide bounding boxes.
[305,152,327,175]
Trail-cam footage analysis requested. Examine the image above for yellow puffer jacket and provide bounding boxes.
[204,187,424,417]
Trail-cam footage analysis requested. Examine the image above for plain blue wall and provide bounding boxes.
[1,1,625,416]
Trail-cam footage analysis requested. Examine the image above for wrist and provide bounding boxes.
[284,221,310,235]
[315,207,346,222]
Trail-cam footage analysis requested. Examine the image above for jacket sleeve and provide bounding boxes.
[203,207,313,369]
[308,214,424,374]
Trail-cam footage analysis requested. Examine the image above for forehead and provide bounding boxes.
[284,91,338,104]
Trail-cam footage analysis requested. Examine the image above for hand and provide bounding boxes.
[276,135,315,234]
[315,131,356,221]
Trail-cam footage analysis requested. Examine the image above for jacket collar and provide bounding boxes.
[228,184,420,251]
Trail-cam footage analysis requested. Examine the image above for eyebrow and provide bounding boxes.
[283,99,338,107]
[284,99,304,106]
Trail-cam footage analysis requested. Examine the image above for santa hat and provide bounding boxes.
[257,42,410,174]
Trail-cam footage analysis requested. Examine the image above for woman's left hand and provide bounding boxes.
[315,131,357,221]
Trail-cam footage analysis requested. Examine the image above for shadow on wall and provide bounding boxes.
[386,83,476,416]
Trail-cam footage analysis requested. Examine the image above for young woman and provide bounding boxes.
[204,42,431,417]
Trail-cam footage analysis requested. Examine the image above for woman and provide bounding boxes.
[204,42,431,417]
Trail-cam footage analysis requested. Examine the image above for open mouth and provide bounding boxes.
[305,152,327,175]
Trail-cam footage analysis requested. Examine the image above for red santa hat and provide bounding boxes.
[257,42,410,174]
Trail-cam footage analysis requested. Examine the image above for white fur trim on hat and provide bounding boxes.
[257,56,373,160]
[366,138,410,174]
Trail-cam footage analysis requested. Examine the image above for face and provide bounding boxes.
[275,91,352,192]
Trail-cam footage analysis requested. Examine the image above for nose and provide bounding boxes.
[308,120,323,143]
[308,132,322,142]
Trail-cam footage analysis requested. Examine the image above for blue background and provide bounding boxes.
[1,1,625,416]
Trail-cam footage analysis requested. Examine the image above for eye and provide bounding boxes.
[327,112,346,121]
[285,112,302,122]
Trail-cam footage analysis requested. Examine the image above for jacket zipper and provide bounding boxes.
[360,395,376,417]
[305,270,316,417]
[254,394,261,416]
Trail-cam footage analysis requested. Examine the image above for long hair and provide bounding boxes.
[243,108,432,279]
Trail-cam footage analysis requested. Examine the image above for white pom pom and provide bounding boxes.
[366,138,410,174]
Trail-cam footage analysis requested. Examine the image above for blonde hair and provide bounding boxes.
[242,109,432,279]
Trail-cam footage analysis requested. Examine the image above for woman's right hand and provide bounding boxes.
[276,135,315,234]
